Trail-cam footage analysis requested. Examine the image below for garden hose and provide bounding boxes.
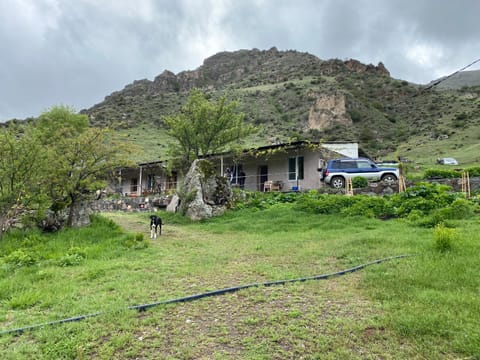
[0,254,414,336]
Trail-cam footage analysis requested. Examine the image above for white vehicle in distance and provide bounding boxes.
[437,157,458,165]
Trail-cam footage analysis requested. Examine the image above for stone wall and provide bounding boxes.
[91,195,172,212]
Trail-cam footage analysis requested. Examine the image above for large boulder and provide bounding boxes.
[168,159,232,220]
[40,201,92,231]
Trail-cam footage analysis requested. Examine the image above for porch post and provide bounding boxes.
[138,166,143,196]
[220,155,224,176]
[118,168,122,195]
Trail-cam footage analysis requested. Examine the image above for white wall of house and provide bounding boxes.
[220,146,328,191]
[114,142,354,194]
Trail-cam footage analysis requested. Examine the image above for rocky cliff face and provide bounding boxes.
[343,59,390,77]
[307,92,352,131]
[98,48,391,102]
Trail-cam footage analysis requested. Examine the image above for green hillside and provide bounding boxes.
[82,48,480,166]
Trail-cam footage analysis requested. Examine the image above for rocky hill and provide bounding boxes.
[83,47,480,161]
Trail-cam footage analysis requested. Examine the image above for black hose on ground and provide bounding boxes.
[0,254,414,336]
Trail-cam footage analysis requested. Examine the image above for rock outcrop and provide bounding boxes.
[307,92,352,131]
[168,159,232,220]
[344,59,390,77]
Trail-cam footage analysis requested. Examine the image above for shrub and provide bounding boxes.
[433,223,459,252]
[56,246,86,267]
[341,196,394,218]
[352,176,369,188]
[389,182,461,218]
[466,166,480,177]
[444,198,475,219]
[424,168,461,179]
[233,190,301,210]
[348,109,362,122]
[294,193,356,214]
[5,249,37,268]
[56,253,84,267]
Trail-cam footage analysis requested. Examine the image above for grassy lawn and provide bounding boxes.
[0,206,479,359]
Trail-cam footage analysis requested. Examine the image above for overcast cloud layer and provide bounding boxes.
[1,0,479,121]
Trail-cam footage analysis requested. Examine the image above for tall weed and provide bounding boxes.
[433,223,459,252]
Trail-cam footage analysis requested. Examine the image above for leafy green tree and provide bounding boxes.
[0,106,135,236]
[36,106,133,227]
[163,89,256,169]
[0,123,49,235]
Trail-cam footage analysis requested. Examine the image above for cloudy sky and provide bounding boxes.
[1,0,479,121]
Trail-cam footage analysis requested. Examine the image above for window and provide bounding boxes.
[288,156,304,180]
[166,172,177,191]
[340,161,357,169]
[147,174,155,190]
[130,178,138,193]
[230,164,243,185]
[357,161,371,169]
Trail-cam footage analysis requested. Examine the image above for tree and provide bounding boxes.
[0,123,49,235]
[36,106,134,227]
[0,106,136,236]
[163,89,256,169]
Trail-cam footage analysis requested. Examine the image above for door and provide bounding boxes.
[356,160,381,180]
[258,165,268,191]
[130,178,138,194]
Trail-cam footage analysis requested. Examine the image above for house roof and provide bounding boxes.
[138,140,360,167]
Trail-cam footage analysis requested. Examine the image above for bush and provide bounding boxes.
[56,247,86,267]
[341,196,394,218]
[424,168,461,179]
[433,223,459,252]
[5,249,37,268]
[466,166,480,177]
[294,193,355,214]
[232,190,300,210]
[352,176,369,188]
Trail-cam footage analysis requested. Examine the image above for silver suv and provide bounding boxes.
[321,158,399,188]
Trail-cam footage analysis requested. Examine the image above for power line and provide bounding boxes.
[420,57,480,93]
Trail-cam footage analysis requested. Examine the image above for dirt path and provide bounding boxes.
[102,212,191,240]
[104,212,148,234]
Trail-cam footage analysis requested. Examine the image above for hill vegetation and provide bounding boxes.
[81,48,480,165]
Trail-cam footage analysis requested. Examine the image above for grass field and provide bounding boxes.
[0,206,479,359]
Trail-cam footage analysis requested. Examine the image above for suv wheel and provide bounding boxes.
[381,174,397,185]
[331,176,345,189]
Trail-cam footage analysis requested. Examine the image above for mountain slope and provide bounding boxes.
[429,69,480,90]
[82,48,480,163]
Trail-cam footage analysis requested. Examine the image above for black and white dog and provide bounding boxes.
[149,215,162,239]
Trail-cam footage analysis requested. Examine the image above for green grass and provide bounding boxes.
[0,207,479,358]
[112,126,173,162]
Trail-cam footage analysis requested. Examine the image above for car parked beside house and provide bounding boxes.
[321,157,399,188]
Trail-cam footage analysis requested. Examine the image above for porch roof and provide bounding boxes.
[136,140,360,167]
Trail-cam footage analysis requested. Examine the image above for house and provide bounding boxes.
[112,141,358,196]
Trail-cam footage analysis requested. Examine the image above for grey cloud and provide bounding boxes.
[1,0,479,121]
